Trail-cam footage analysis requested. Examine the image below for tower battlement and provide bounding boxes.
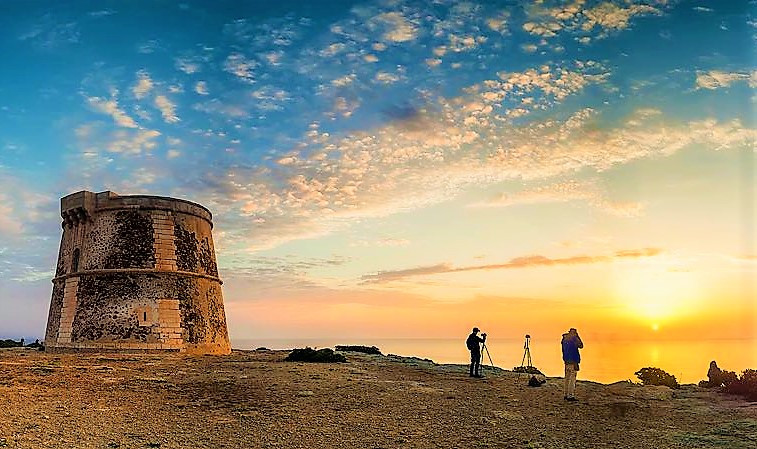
[45,191,231,354]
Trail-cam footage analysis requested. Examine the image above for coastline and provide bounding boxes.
[1,347,755,448]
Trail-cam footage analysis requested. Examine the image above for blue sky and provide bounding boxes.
[0,0,754,341]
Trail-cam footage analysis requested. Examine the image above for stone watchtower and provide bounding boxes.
[44,191,231,354]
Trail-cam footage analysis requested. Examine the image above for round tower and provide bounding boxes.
[44,191,231,354]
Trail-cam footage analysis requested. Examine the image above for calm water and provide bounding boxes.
[234,337,756,384]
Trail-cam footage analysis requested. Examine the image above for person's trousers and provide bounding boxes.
[470,352,481,376]
[564,362,577,397]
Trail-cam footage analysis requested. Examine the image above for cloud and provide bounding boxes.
[361,248,663,284]
[351,238,411,248]
[106,128,162,154]
[132,71,154,99]
[86,91,138,128]
[375,71,401,84]
[175,57,201,74]
[18,16,80,49]
[522,0,665,40]
[154,95,179,123]
[224,53,256,83]
[374,12,418,43]
[0,171,57,283]
[201,100,754,252]
[469,179,644,217]
[486,14,509,33]
[332,74,356,87]
[695,70,756,90]
[195,81,209,95]
[582,2,660,32]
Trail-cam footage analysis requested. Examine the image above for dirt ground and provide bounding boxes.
[0,348,755,449]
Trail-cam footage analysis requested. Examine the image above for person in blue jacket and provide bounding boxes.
[561,327,583,401]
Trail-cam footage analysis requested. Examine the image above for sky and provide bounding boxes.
[0,0,755,346]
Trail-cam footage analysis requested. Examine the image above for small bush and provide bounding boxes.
[719,370,739,386]
[334,345,382,355]
[0,339,23,348]
[721,369,757,401]
[635,367,680,389]
[513,366,543,375]
[285,347,346,363]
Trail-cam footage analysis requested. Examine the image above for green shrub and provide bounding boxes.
[334,345,382,355]
[285,347,346,363]
[0,339,23,348]
[722,369,757,401]
[635,367,680,389]
[719,370,739,387]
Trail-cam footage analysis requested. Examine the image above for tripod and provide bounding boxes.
[518,334,533,378]
[476,340,494,377]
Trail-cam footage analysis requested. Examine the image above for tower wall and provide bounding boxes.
[44,191,231,354]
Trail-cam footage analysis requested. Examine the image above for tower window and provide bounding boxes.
[71,248,80,273]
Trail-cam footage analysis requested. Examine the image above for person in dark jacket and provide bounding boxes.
[466,327,486,378]
[561,327,583,401]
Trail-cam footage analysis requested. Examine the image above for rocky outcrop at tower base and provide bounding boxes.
[45,191,231,355]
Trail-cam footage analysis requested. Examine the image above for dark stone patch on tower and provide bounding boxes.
[174,223,198,272]
[103,210,155,269]
[72,274,151,342]
[198,237,219,277]
[177,278,206,344]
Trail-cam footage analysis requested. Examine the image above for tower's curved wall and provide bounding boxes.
[45,191,231,354]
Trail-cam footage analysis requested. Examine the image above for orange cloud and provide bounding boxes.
[361,248,663,284]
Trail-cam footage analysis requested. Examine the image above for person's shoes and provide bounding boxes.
[565,396,578,402]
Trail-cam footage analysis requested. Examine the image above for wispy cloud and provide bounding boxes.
[154,95,179,123]
[175,56,201,74]
[361,248,663,284]
[695,70,756,89]
[194,81,209,95]
[469,179,644,217]
[18,15,80,49]
[224,53,256,83]
[86,90,139,128]
[132,71,154,99]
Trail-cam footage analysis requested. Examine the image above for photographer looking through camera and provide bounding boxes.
[465,327,487,378]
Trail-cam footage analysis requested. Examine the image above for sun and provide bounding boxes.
[614,266,701,325]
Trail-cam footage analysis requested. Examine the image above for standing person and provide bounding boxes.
[561,327,583,401]
[466,327,486,378]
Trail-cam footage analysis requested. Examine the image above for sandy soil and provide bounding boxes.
[0,348,755,449]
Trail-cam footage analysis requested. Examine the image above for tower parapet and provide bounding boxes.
[45,191,231,354]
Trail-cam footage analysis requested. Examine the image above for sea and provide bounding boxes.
[233,337,756,385]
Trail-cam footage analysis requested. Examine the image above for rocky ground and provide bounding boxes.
[0,348,755,449]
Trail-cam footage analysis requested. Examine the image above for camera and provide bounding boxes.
[482,332,487,337]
